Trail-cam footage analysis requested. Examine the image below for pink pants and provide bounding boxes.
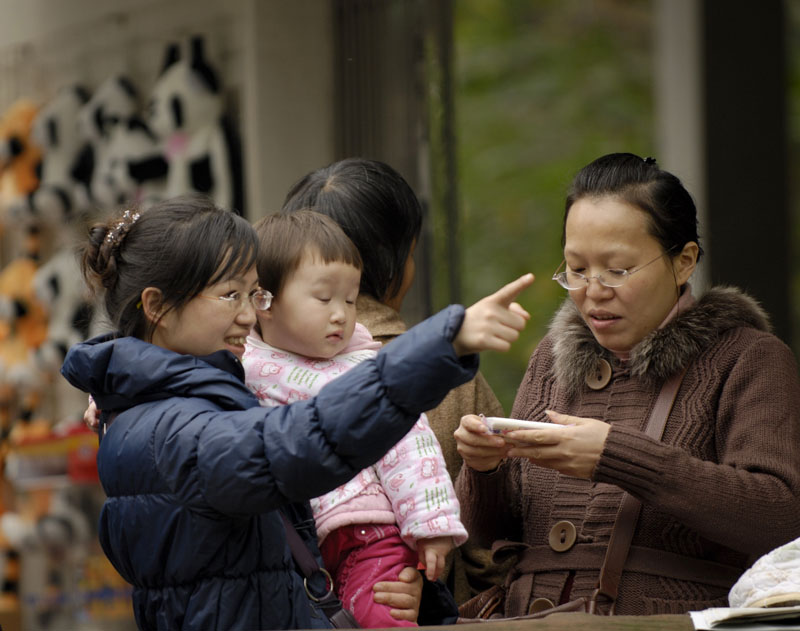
[321,523,418,628]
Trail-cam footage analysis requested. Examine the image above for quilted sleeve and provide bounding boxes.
[157,305,478,516]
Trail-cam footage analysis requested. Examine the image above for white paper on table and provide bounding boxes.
[689,605,800,630]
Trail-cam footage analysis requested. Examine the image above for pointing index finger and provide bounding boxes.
[489,273,535,307]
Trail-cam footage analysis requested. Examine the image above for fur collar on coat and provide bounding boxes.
[551,286,771,397]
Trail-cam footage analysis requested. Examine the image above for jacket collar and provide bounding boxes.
[61,334,255,413]
[356,294,407,339]
[551,286,772,396]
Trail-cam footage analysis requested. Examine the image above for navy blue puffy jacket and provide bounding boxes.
[61,305,477,630]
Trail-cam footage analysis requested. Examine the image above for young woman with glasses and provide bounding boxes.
[454,152,800,617]
[62,194,533,630]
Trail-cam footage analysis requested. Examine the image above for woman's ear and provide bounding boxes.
[140,287,165,325]
[674,242,699,285]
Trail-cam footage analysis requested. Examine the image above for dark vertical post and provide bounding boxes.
[431,0,461,306]
[702,0,790,342]
[332,0,434,323]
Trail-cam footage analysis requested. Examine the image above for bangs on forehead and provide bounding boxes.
[304,238,362,270]
[207,225,259,286]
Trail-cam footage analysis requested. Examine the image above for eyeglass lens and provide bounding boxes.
[553,249,672,290]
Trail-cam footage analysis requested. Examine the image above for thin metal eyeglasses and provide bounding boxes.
[552,248,676,291]
[197,289,273,311]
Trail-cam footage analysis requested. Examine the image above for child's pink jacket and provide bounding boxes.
[243,324,468,548]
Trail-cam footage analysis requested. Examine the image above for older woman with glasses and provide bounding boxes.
[454,153,800,618]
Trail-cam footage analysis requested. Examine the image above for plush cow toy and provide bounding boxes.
[147,36,242,213]
[32,248,94,376]
[77,74,142,209]
[32,245,101,425]
[15,85,93,227]
[92,115,168,210]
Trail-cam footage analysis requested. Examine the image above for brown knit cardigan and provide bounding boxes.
[356,295,506,603]
[456,287,800,616]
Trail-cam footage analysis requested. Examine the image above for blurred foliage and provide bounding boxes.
[429,0,654,411]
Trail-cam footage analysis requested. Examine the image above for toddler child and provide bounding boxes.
[244,210,468,627]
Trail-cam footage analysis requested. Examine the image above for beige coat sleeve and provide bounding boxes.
[425,371,504,482]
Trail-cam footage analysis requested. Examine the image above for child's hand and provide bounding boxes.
[417,536,455,582]
[84,396,100,431]
[452,274,533,356]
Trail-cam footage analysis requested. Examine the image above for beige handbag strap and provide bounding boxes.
[592,368,686,613]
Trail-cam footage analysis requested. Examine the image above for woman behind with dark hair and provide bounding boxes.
[282,158,508,602]
[455,153,800,618]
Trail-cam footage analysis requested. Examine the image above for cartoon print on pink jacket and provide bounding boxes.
[243,323,468,549]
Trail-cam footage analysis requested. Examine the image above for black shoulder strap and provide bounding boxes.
[279,511,361,628]
[280,511,319,578]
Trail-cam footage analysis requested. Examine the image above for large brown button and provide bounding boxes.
[585,358,612,390]
[548,520,577,552]
[529,598,555,613]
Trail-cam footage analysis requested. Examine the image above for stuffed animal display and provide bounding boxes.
[0,33,242,434]
[32,248,94,376]
[148,35,243,213]
[92,115,168,209]
[0,100,41,225]
[0,254,48,436]
[78,74,142,209]
[0,36,243,612]
[11,85,93,227]
[0,100,42,272]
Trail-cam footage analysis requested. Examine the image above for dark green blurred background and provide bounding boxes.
[428,0,799,412]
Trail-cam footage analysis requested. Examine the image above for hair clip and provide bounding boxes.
[643,156,657,166]
[105,209,141,246]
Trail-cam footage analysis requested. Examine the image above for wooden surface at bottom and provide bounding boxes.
[436,613,694,631]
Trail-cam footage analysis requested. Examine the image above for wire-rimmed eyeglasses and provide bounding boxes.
[198,289,273,311]
[552,248,675,291]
